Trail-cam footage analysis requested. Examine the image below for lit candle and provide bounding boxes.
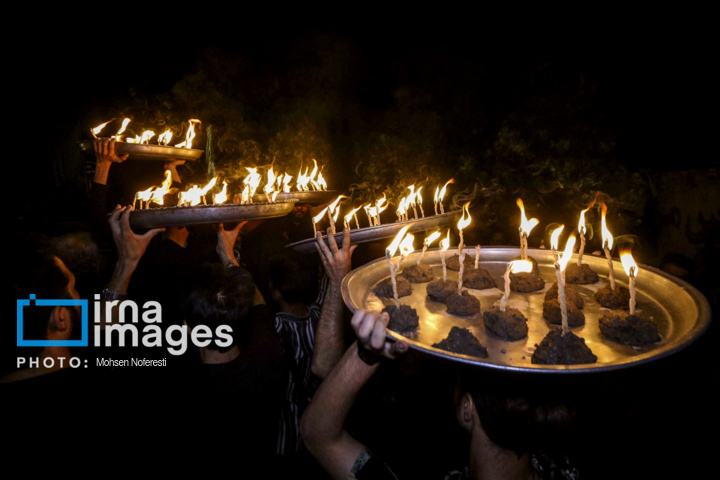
[517,198,539,260]
[416,186,424,218]
[456,202,472,294]
[344,206,362,230]
[600,201,616,290]
[437,179,453,214]
[386,225,412,308]
[395,233,415,277]
[550,225,564,263]
[439,229,450,281]
[620,246,639,315]
[417,230,441,266]
[500,260,533,311]
[555,235,577,335]
[576,194,597,266]
[327,195,347,235]
[312,206,329,236]
[474,245,480,269]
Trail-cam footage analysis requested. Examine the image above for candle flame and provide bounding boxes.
[140,130,156,144]
[328,194,347,213]
[264,166,276,196]
[136,186,154,203]
[550,225,565,251]
[158,129,173,146]
[517,198,539,236]
[313,207,329,225]
[398,233,415,258]
[344,205,362,225]
[601,201,613,251]
[214,181,228,204]
[424,230,442,246]
[557,235,577,271]
[578,193,599,234]
[620,246,638,278]
[244,167,262,199]
[282,173,293,193]
[115,118,131,139]
[316,171,328,191]
[387,225,412,256]
[91,119,112,137]
[396,196,408,217]
[439,178,453,200]
[509,260,533,274]
[149,170,173,205]
[457,201,471,230]
[415,186,423,206]
[439,229,451,252]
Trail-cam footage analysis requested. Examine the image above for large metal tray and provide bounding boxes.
[128,200,297,229]
[79,140,204,162]
[341,247,711,373]
[286,210,461,254]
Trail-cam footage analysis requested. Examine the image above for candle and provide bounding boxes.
[417,230,441,266]
[416,186,424,217]
[474,245,480,269]
[517,198,539,260]
[555,235,577,335]
[550,225,564,263]
[327,195,346,235]
[395,233,415,277]
[439,229,450,281]
[386,225,412,307]
[437,178,453,215]
[456,202,472,294]
[312,206,329,236]
[500,260,533,311]
[407,185,419,219]
[344,206,361,230]
[576,194,597,266]
[600,201,616,290]
[620,246,639,315]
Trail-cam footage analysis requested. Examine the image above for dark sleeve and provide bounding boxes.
[89,181,113,247]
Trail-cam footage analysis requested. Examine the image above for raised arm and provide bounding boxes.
[93,138,129,186]
[311,227,357,379]
[300,309,407,479]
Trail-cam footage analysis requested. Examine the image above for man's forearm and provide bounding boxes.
[301,341,377,479]
[311,282,346,379]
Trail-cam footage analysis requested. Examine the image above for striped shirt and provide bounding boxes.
[274,275,328,455]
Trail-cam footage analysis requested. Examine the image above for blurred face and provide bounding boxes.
[292,205,309,219]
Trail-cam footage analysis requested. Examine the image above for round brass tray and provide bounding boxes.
[286,210,461,254]
[253,190,338,205]
[128,200,297,229]
[341,247,711,373]
[79,140,204,162]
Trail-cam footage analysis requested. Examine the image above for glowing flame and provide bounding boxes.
[116,118,131,135]
[313,206,329,225]
[620,246,639,278]
[424,230,441,246]
[201,177,218,196]
[264,166,277,196]
[457,201,471,230]
[601,201,613,251]
[578,194,598,234]
[140,130,155,144]
[282,173,293,193]
[178,185,203,206]
[125,135,141,144]
[557,235,577,271]
[439,229,451,252]
[344,205,362,225]
[509,260,533,274]
[240,184,250,203]
[316,171,328,191]
[136,186,154,204]
[550,225,565,251]
[244,168,262,198]
[328,194,346,214]
[158,130,173,146]
[91,119,112,137]
[517,198,539,236]
[149,170,173,205]
[396,196,408,217]
[415,186,423,205]
[296,166,311,191]
[214,181,228,204]
[406,185,416,207]
[438,178,454,201]
[175,119,200,149]
[398,233,415,258]
[387,225,412,256]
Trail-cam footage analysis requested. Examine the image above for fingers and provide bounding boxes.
[315,230,331,262]
[108,205,125,235]
[327,227,339,254]
[369,312,389,350]
[342,227,351,250]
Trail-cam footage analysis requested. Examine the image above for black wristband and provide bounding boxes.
[357,343,383,366]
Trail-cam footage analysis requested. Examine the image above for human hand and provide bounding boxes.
[216,221,247,267]
[351,309,408,360]
[94,138,129,166]
[315,227,357,286]
[108,205,164,266]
